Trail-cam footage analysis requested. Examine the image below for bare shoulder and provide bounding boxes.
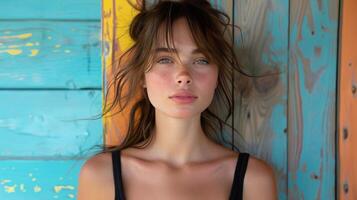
[244,154,278,200]
[77,152,114,200]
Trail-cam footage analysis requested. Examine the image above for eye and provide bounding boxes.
[157,57,173,64]
[194,58,209,65]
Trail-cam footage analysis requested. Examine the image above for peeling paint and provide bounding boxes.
[29,49,39,57]
[33,185,41,192]
[0,161,89,198]
[0,49,22,55]
[19,183,26,192]
[0,43,37,49]
[25,42,34,46]
[0,2,102,200]
[0,33,32,39]
[0,43,36,49]
[4,184,17,193]
[8,45,21,48]
[0,179,11,185]
[53,185,75,193]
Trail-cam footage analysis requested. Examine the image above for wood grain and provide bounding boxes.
[0,90,102,157]
[0,21,101,88]
[0,0,101,20]
[288,0,338,199]
[338,0,357,198]
[233,1,288,199]
[0,0,102,199]
[102,0,140,146]
[0,160,85,199]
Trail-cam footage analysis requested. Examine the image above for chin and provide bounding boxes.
[159,109,202,119]
[169,113,199,119]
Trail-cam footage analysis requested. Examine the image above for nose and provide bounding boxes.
[176,68,192,86]
[177,77,191,85]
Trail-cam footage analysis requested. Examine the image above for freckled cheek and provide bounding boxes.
[145,71,171,93]
[195,71,218,90]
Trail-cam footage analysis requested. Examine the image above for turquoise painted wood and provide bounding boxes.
[233,1,289,200]
[0,0,102,199]
[0,0,101,20]
[205,0,338,200]
[0,22,101,88]
[0,160,85,199]
[0,91,102,157]
[288,0,338,199]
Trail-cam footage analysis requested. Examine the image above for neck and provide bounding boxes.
[143,109,213,166]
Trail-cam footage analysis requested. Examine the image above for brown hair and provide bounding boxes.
[86,0,252,157]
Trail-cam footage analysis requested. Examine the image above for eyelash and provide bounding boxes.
[157,57,209,65]
[156,58,171,64]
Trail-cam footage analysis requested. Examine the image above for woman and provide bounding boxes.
[77,0,278,199]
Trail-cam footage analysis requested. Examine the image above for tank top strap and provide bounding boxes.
[112,150,126,200]
[229,152,250,200]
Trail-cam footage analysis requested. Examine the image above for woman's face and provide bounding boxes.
[144,18,218,119]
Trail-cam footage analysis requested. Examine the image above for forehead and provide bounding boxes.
[155,18,197,50]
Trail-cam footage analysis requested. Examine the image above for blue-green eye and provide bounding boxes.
[195,59,209,65]
[157,57,173,64]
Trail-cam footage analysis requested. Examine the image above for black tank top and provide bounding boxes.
[112,150,250,200]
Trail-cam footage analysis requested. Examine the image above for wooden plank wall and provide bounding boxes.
[288,0,338,199]
[232,0,288,199]
[338,0,357,198]
[0,0,102,199]
[103,0,339,199]
[102,0,140,146]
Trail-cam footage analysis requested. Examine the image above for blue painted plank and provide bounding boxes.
[0,90,103,157]
[0,159,86,199]
[233,0,289,199]
[0,0,101,20]
[288,0,338,199]
[0,21,101,88]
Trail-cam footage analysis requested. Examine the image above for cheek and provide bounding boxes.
[145,70,170,88]
[144,70,171,102]
[195,69,218,90]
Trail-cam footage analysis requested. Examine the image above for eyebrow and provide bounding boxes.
[154,47,206,54]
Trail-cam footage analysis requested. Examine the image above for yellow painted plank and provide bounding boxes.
[102,0,140,145]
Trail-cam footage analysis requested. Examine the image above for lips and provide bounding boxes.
[169,91,197,99]
[169,91,198,104]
